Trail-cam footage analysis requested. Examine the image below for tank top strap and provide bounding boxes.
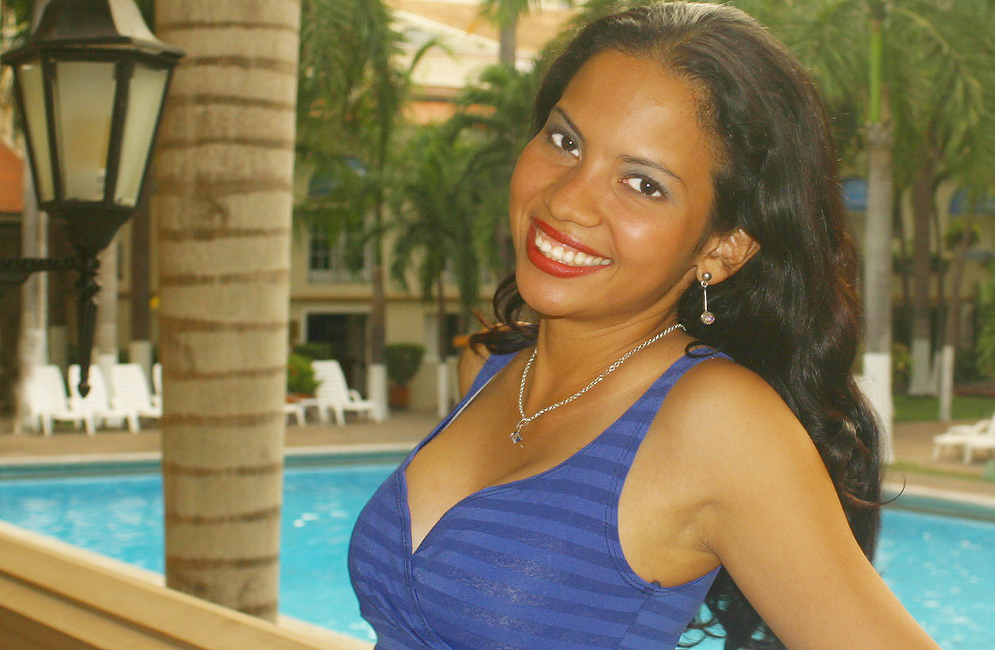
[600,349,728,471]
[464,350,517,398]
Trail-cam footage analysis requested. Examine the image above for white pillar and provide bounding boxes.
[368,362,388,421]
[15,163,47,434]
[860,352,894,464]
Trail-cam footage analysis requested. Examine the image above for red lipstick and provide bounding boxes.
[532,219,608,258]
[525,220,612,279]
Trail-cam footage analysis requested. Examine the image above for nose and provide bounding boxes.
[543,163,604,229]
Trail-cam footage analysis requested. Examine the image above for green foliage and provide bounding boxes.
[955,347,983,384]
[944,218,980,252]
[385,343,425,387]
[390,123,482,317]
[292,343,334,360]
[389,62,542,316]
[975,270,995,381]
[891,342,911,394]
[448,63,541,276]
[295,0,409,267]
[894,394,995,423]
[287,354,320,395]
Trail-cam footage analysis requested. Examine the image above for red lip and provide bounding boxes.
[532,219,608,258]
[525,221,611,279]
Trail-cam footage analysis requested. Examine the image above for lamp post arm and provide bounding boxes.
[0,256,79,297]
[74,254,100,397]
[0,253,101,397]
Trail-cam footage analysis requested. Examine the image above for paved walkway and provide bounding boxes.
[2,411,994,502]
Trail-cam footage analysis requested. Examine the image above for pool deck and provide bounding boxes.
[2,411,995,507]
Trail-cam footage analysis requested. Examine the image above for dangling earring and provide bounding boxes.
[700,272,715,325]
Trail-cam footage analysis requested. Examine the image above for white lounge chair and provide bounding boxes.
[151,362,163,409]
[299,360,379,425]
[22,365,95,435]
[111,364,163,429]
[69,364,139,432]
[933,412,995,463]
[284,401,306,426]
[963,427,995,463]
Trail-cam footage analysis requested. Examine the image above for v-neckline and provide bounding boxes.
[400,351,693,558]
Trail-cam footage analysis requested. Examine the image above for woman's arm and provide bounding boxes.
[669,361,942,650]
[456,344,490,398]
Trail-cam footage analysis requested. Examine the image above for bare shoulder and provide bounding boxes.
[457,344,491,397]
[651,356,827,493]
[644,357,940,650]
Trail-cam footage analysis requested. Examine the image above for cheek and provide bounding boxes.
[611,217,700,274]
[508,141,546,231]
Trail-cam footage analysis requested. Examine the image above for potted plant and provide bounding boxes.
[385,343,425,409]
[287,353,319,400]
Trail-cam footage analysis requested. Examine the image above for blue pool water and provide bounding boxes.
[1,464,993,649]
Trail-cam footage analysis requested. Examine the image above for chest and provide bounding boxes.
[404,374,648,553]
[347,413,720,650]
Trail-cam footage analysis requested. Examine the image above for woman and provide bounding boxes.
[349,3,942,648]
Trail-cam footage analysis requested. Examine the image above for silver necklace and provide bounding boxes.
[510,322,686,445]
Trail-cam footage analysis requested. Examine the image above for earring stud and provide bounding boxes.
[700,272,715,325]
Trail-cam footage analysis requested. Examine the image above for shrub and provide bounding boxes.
[293,342,334,360]
[892,342,911,394]
[385,343,425,387]
[287,353,319,395]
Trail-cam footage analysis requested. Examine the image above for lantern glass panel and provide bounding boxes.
[17,62,55,202]
[115,63,169,207]
[53,60,116,201]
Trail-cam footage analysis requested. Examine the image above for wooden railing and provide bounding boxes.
[0,520,373,650]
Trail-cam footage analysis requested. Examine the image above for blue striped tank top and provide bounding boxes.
[348,351,721,649]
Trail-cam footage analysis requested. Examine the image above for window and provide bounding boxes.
[307,226,370,283]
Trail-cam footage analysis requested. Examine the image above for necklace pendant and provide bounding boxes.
[510,430,523,445]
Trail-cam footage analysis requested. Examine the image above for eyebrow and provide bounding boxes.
[620,155,686,188]
[551,107,585,143]
[552,107,687,188]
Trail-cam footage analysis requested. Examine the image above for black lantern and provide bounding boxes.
[0,0,183,395]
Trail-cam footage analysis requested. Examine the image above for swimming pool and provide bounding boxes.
[0,462,992,649]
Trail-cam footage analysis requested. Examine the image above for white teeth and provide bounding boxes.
[533,229,611,267]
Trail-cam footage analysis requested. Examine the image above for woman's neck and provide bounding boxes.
[520,314,687,413]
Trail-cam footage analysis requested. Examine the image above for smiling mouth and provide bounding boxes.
[532,226,612,268]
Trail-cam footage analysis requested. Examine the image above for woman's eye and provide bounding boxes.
[621,176,666,198]
[550,131,579,157]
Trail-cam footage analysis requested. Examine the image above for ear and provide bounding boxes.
[697,228,759,284]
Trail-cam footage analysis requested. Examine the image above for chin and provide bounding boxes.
[516,273,584,320]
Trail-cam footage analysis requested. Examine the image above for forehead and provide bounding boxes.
[562,49,709,135]
[558,49,717,187]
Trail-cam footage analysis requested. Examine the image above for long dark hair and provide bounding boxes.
[471,3,883,648]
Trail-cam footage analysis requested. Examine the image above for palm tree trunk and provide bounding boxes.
[908,156,936,395]
[498,20,517,68]
[864,121,895,463]
[129,188,154,379]
[938,199,974,421]
[895,200,911,309]
[862,9,895,463]
[369,188,388,420]
[13,0,52,435]
[154,0,300,621]
[15,167,46,434]
[436,273,449,417]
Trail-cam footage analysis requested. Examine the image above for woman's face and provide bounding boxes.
[509,50,719,326]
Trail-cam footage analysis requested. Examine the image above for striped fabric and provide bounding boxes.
[349,351,720,649]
